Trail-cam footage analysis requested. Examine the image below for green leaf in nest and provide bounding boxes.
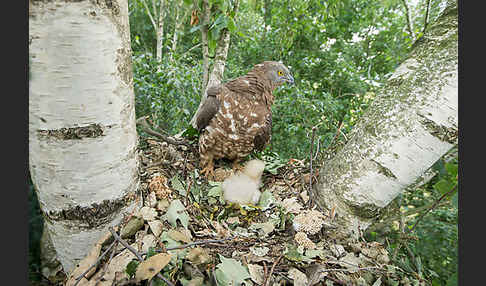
[283,244,304,262]
[258,190,275,209]
[125,260,139,277]
[214,255,251,285]
[181,126,199,139]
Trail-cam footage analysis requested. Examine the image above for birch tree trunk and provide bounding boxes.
[29,0,139,273]
[156,0,165,63]
[189,0,240,129]
[314,1,457,238]
[170,0,189,60]
[204,0,239,92]
[199,0,211,97]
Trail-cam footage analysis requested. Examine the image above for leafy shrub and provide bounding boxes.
[132,53,203,134]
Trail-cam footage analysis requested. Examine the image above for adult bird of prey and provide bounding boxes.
[194,61,294,178]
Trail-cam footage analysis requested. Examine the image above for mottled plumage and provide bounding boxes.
[195,61,294,177]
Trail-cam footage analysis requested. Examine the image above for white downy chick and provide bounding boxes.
[222,159,265,205]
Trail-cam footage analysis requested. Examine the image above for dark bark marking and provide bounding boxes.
[37,123,110,140]
[45,190,138,229]
[419,115,458,144]
[371,159,398,180]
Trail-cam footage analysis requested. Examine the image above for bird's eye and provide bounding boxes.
[278,71,283,76]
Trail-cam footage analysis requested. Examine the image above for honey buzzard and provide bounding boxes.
[195,61,294,177]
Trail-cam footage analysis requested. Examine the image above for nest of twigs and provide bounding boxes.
[64,121,408,286]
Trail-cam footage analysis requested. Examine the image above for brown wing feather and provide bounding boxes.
[254,112,272,151]
[195,85,222,132]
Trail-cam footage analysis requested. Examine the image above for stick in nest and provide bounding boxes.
[136,116,193,148]
[109,227,176,286]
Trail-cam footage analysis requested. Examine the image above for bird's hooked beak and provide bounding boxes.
[286,74,295,85]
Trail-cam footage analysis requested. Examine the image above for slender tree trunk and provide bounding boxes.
[190,0,240,128]
[29,0,139,272]
[171,1,190,60]
[401,0,415,41]
[156,0,165,63]
[205,0,239,91]
[422,0,432,34]
[200,0,211,96]
[314,2,457,238]
[263,0,271,41]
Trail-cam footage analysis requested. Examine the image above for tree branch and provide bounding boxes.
[401,0,415,41]
[409,182,457,232]
[136,116,193,148]
[422,0,432,35]
[73,240,118,286]
[182,43,202,56]
[141,0,157,31]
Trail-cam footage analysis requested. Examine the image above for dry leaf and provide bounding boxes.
[168,229,191,243]
[190,10,199,26]
[89,243,137,285]
[186,247,211,265]
[288,267,308,286]
[148,220,164,237]
[138,206,158,221]
[247,264,264,284]
[281,197,303,214]
[145,191,157,208]
[141,234,158,253]
[135,253,172,282]
[66,231,112,286]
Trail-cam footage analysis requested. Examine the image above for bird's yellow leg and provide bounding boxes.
[232,160,244,173]
[200,157,215,179]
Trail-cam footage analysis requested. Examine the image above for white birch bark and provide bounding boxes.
[156,0,165,63]
[314,2,457,238]
[29,0,139,272]
[170,1,189,60]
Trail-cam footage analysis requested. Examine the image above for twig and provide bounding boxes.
[73,240,118,286]
[95,241,119,285]
[367,200,449,234]
[109,227,176,286]
[141,0,157,31]
[265,255,283,286]
[319,266,382,273]
[422,0,431,35]
[182,43,202,56]
[165,237,235,251]
[325,275,347,285]
[409,183,457,232]
[136,116,192,147]
[329,120,344,148]
[185,178,193,206]
[308,126,317,207]
[401,0,415,41]
[262,261,269,286]
[143,237,236,255]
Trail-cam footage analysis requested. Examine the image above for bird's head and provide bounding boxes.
[259,61,295,87]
